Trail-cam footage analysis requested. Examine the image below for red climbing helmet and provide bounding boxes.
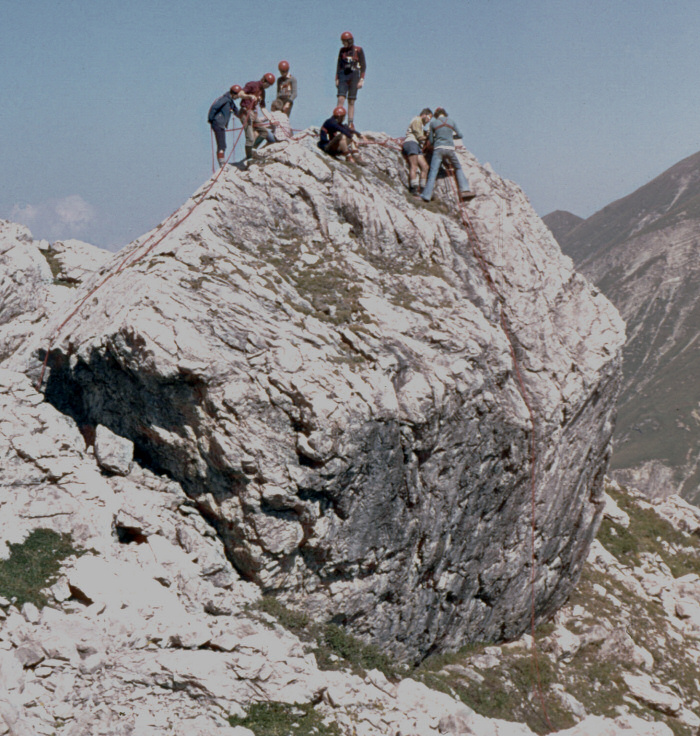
[230,85,242,95]
[333,106,347,118]
[263,72,275,85]
[340,31,353,42]
[278,60,290,72]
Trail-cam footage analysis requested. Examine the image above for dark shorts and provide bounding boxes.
[402,140,422,157]
[337,71,360,100]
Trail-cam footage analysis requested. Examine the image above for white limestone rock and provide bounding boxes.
[94,424,134,475]
[22,133,624,660]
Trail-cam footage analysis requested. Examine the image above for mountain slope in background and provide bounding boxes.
[547,151,700,502]
[541,210,583,243]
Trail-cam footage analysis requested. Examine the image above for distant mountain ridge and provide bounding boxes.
[541,209,583,242]
[546,151,700,502]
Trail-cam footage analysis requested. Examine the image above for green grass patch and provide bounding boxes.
[601,486,700,576]
[0,529,82,608]
[254,596,398,680]
[257,595,311,636]
[228,701,341,736]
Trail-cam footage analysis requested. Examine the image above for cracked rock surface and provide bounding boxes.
[2,132,625,661]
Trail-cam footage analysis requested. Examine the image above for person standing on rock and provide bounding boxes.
[318,106,364,163]
[402,108,433,195]
[207,85,249,168]
[241,73,276,161]
[335,31,366,129]
[421,107,475,203]
[275,60,297,117]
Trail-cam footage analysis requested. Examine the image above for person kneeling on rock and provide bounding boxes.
[318,106,365,164]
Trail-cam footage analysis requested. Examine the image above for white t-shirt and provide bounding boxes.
[267,111,292,141]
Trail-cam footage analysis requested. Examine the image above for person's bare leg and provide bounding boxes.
[347,99,356,126]
[418,155,429,190]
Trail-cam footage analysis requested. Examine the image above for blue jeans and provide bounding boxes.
[421,148,470,201]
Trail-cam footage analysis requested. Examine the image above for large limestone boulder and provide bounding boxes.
[19,133,624,659]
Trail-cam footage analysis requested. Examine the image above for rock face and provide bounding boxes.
[551,150,700,502]
[5,133,624,661]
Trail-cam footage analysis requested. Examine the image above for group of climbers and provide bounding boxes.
[206,31,474,202]
[207,61,298,166]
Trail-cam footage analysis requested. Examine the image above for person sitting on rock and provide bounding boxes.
[267,99,293,142]
[421,107,475,203]
[318,106,364,163]
[275,60,297,117]
[402,108,432,194]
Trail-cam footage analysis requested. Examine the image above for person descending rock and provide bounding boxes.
[402,108,433,194]
[318,106,364,163]
[335,31,366,129]
[241,73,276,161]
[421,107,475,203]
[275,60,297,117]
[207,85,248,168]
[267,99,293,141]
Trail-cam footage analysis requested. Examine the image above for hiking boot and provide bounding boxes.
[408,185,417,195]
[460,190,476,201]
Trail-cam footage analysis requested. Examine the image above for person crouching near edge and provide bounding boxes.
[208,85,248,168]
[275,60,297,117]
[318,106,365,163]
[402,108,432,194]
[241,73,276,161]
[421,107,476,203]
[267,99,293,142]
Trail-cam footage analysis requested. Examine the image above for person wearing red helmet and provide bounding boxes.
[207,85,250,168]
[318,106,364,164]
[275,60,297,117]
[241,73,276,161]
[335,31,366,129]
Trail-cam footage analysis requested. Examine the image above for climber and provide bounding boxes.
[275,60,297,117]
[421,107,475,203]
[318,106,364,163]
[402,108,433,194]
[207,85,248,168]
[335,31,366,129]
[267,99,293,141]
[241,73,276,160]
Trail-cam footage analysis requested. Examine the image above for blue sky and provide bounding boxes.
[3,0,700,250]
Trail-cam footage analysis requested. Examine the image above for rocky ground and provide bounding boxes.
[3,131,625,661]
[0,365,690,735]
[0,132,682,735]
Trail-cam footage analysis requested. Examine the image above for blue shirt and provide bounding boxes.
[319,117,357,146]
[428,116,463,149]
[208,93,238,128]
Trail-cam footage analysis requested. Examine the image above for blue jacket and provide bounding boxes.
[208,93,238,128]
[319,117,357,146]
[428,116,463,149]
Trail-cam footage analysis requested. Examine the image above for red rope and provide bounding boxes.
[441,161,553,733]
[36,105,256,390]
